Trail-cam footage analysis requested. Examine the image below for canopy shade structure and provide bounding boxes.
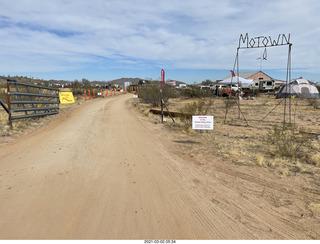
[219,76,254,88]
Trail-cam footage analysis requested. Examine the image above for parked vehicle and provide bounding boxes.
[253,79,275,91]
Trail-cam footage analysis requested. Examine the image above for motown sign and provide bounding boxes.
[238,33,291,49]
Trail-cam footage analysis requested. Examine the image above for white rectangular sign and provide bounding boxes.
[192,116,214,130]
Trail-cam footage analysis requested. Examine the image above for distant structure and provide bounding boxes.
[221,71,286,88]
[165,80,187,88]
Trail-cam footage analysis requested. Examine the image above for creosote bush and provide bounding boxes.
[178,98,214,127]
[265,124,311,159]
[179,85,213,98]
[306,99,320,109]
[138,83,176,107]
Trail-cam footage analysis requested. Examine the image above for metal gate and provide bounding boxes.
[3,79,60,122]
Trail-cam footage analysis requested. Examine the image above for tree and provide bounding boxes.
[201,79,214,86]
[72,79,82,89]
[81,78,91,89]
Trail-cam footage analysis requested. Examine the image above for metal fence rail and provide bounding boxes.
[6,79,60,121]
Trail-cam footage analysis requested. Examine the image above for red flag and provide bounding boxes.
[230,70,235,77]
[257,57,261,60]
[161,69,165,86]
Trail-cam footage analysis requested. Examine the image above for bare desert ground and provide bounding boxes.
[0,93,319,239]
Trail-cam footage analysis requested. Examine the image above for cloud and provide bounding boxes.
[0,0,320,80]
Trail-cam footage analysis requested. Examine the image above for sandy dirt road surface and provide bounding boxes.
[0,94,318,239]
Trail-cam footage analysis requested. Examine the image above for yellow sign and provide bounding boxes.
[59,92,75,104]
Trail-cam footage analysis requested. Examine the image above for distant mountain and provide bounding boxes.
[49,79,72,85]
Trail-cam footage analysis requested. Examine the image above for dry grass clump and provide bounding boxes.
[307,152,320,167]
[281,166,290,176]
[308,203,320,215]
[255,153,265,166]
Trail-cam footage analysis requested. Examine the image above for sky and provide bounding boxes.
[1,0,320,84]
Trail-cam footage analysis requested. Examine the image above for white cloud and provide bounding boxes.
[0,0,320,79]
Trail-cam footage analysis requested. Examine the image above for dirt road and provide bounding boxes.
[0,95,318,239]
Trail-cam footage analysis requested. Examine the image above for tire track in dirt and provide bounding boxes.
[1,95,319,239]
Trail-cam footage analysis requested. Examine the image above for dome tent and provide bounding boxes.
[276,78,320,99]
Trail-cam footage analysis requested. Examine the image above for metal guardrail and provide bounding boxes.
[4,79,60,121]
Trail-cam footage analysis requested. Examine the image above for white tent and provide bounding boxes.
[219,76,254,88]
[276,78,320,99]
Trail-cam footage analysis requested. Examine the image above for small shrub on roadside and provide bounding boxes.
[178,98,214,127]
[265,124,311,159]
[306,99,320,109]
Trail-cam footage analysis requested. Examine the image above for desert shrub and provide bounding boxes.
[265,124,311,159]
[0,85,7,103]
[70,80,85,96]
[71,88,85,96]
[306,99,320,109]
[138,83,176,107]
[179,85,213,98]
[178,98,214,126]
[306,152,320,167]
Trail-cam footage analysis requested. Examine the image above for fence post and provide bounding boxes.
[7,82,12,124]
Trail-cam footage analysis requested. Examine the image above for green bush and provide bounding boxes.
[138,83,176,107]
[178,98,214,126]
[265,124,311,158]
[179,86,213,98]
